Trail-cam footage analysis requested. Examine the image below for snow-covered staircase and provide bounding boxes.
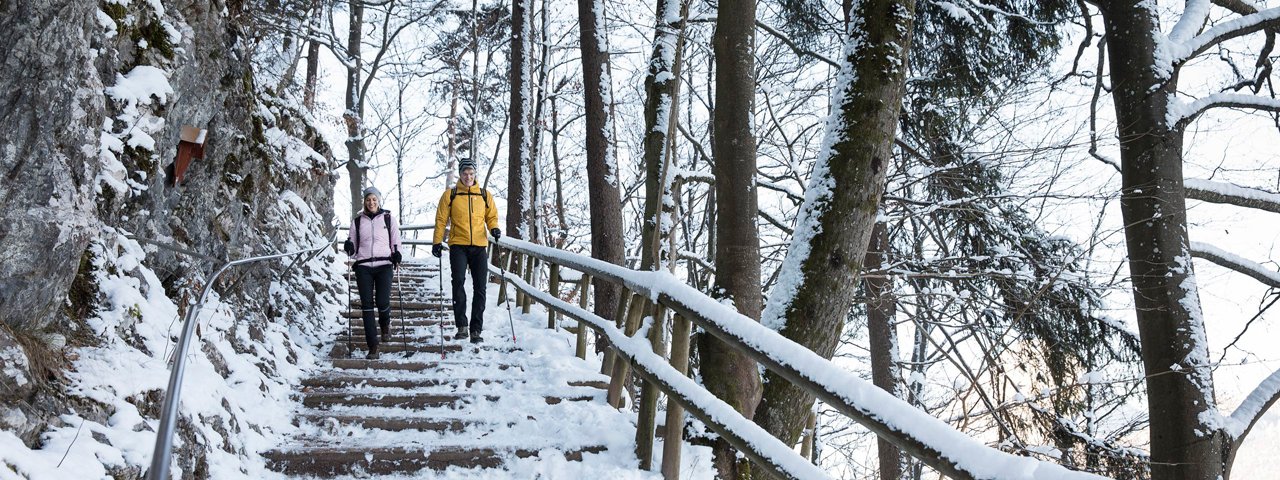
[262,260,636,477]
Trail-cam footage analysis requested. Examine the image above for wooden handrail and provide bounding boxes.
[490,238,1107,480]
[489,261,827,480]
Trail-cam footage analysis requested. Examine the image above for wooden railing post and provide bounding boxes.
[661,312,693,479]
[607,293,647,408]
[601,293,629,376]
[576,275,591,360]
[520,256,536,314]
[636,304,669,470]
[496,247,512,303]
[547,263,561,329]
[800,410,817,462]
[509,252,525,306]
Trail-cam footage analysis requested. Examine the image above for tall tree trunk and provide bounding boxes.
[753,0,918,463]
[864,222,902,480]
[706,0,764,477]
[507,0,532,239]
[576,0,625,365]
[447,87,459,186]
[302,0,322,111]
[1099,2,1225,479]
[344,0,365,217]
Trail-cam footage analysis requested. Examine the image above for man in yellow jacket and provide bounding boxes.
[432,159,500,343]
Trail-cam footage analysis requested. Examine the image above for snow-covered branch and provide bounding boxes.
[1227,368,1280,447]
[1185,178,1280,215]
[1169,93,1280,128]
[1189,241,1280,288]
[1172,6,1280,64]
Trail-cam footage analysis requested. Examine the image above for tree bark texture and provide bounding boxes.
[576,0,626,384]
[344,0,365,217]
[753,0,918,462]
[1099,2,1225,479]
[865,222,903,480]
[507,0,531,240]
[706,0,764,477]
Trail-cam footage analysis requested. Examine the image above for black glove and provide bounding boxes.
[391,251,402,266]
[490,228,502,242]
[432,244,443,258]
[343,240,355,256]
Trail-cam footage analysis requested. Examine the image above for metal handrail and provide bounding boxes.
[146,231,339,480]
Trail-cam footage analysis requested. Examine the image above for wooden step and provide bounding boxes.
[329,343,463,358]
[301,391,597,409]
[325,359,523,371]
[294,413,502,432]
[263,445,607,476]
[344,300,451,309]
[301,376,515,390]
[299,376,608,391]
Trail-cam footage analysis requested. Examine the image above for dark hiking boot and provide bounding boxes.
[470,334,483,344]
[366,345,380,360]
[381,331,391,343]
[454,330,469,341]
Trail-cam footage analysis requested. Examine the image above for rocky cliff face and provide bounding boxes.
[0,1,340,477]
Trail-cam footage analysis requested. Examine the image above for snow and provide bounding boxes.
[0,223,341,479]
[1191,241,1280,286]
[490,262,827,479]
[496,238,1109,480]
[1186,178,1280,206]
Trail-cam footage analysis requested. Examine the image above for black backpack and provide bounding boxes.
[449,186,489,209]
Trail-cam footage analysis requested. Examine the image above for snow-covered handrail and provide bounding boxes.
[492,237,1109,480]
[146,231,340,480]
[490,264,828,480]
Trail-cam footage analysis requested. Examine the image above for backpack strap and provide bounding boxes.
[384,211,395,252]
[352,215,362,252]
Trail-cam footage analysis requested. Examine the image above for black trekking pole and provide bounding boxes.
[395,263,405,352]
[496,243,517,345]
[437,246,447,360]
[345,261,354,358]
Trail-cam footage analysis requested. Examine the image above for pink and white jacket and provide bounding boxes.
[350,210,402,267]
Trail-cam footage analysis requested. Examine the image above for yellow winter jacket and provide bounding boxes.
[433,182,499,247]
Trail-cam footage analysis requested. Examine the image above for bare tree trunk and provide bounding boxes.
[706,0,764,477]
[507,0,532,239]
[344,0,365,217]
[576,0,625,367]
[1099,2,1225,478]
[302,1,322,111]
[447,88,459,186]
[550,85,567,248]
[753,0,918,465]
[865,222,902,480]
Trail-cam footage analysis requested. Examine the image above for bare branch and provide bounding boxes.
[753,21,840,68]
[1227,368,1280,461]
[1189,241,1280,288]
[1171,92,1280,128]
[1185,178,1280,214]
[1175,6,1280,64]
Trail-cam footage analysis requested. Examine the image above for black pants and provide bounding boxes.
[449,245,488,334]
[355,264,393,349]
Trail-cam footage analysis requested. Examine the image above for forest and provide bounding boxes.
[1,0,1279,478]
[224,0,1280,478]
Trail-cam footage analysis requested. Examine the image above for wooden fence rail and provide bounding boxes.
[489,238,1107,480]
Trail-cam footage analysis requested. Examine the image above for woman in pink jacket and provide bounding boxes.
[342,186,402,359]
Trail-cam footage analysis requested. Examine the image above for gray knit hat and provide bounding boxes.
[459,158,477,172]
[362,186,382,201]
